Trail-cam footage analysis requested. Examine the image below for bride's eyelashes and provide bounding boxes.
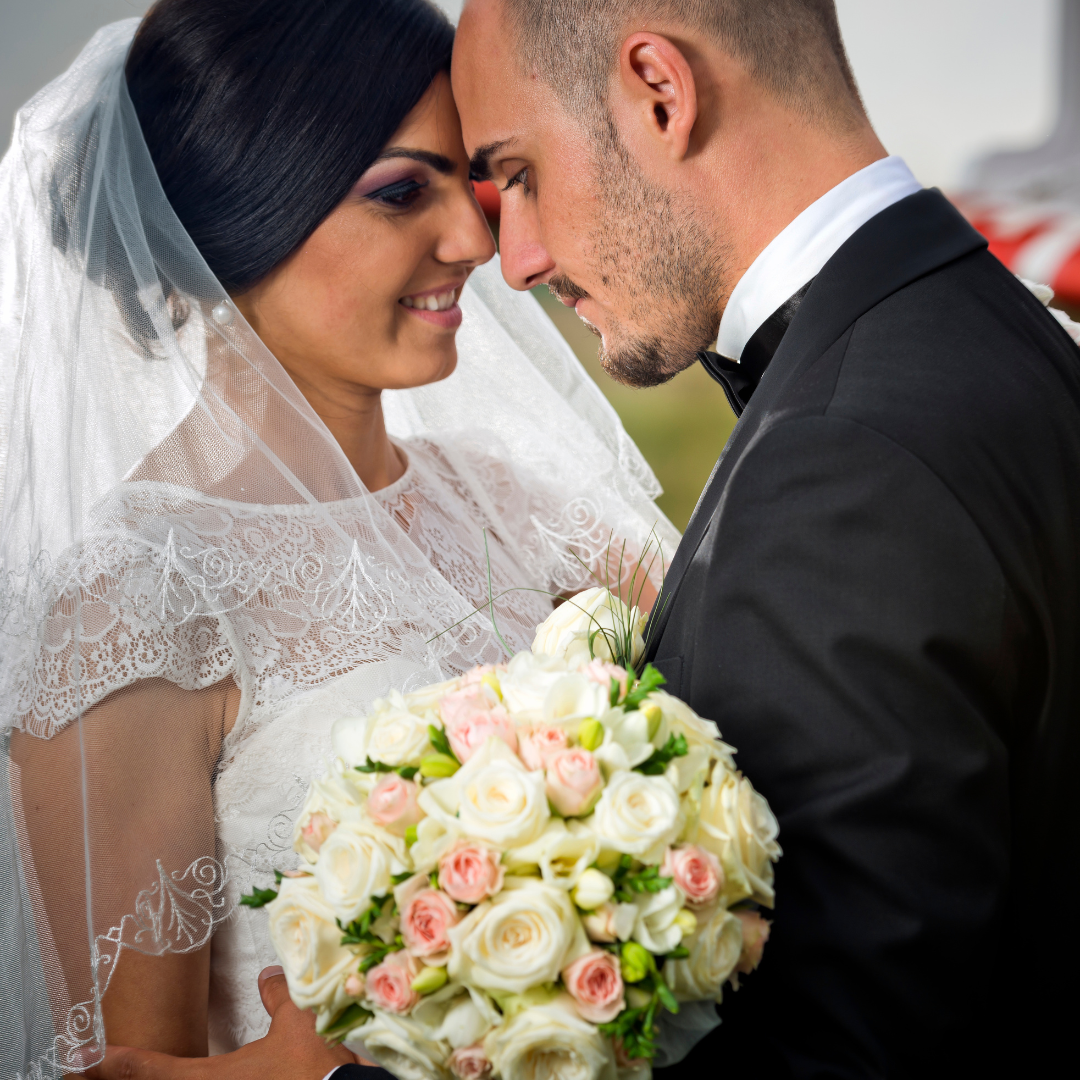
[365,177,429,210]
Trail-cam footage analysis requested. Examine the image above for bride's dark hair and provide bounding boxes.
[125,0,455,294]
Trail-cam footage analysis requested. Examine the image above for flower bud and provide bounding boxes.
[405,824,418,847]
[674,909,698,936]
[577,718,604,751]
[420,753,460,778]
[344,972,365,998]
[641,703,663,741]
[572,868,615,911]
[481,672,503,700]
[411,965,449,995]
[620,941,652,984]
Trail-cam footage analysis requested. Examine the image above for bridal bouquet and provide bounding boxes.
[254,586,781,1080]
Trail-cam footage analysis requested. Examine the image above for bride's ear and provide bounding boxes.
[616,33,699,162]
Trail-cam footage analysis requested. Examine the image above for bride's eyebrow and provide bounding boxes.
[376,148,455,174]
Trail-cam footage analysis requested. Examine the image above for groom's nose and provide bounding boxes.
[498,199,557,291]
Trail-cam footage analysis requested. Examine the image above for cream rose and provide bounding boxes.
[421,738,549,848]
[532,586,646,670]
[447,878,589,994]
[484,995,617,1080]
[266,876,357,1021]
[589,771,682,862]
[332,692,432,768]
[313,820,403,924]
[292,770,363,863]
[696,764,782,907]
[350,1010,450,1080]
[663,906,743,1003]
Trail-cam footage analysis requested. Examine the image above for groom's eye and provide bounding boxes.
[503,167,531,196]
[366,178,428,209]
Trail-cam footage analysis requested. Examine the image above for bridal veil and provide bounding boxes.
[0,19,676,1077]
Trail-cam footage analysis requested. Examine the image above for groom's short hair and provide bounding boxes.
[500,0,863,128]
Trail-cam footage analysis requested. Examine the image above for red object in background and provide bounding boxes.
[472,179,501,221]
[953,193,1080,305]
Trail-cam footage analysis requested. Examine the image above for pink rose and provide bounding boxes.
[365,950,422,1014]
[300,811,336,855]
[545,748,603,817]
[448,1045,493,1080]
[518,725,569,771]
[460,664,503,686]
[439,687,517,763]
[367,774,424,833]
[438,840,505,905]
[582,902,619,943]
[562,949,625,1023]
[734,910,771,975]
[662,844,723,907]
[583,659,629,703]
[613,1039,648,1071]
[344,972,365,998]
[401,886,461,962]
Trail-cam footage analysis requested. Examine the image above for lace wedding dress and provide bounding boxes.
[0,21,677,1078]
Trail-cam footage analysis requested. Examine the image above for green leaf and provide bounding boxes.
[323,1002,373,1040]
[355,757,393,774]
[274,870,284,884]
[665,945,690,960]
[655,978,680,1014]
[427,725,458,762]
[624,664,667,712]
[239,886,278,908]
[636,732,689,776]
[397,765,419,780]
[391,871,415,886]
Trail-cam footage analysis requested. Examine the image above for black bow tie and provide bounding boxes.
[698,280,814,416]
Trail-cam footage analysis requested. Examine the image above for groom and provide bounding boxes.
[453,1,1080,1077]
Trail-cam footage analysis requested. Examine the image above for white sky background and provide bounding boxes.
[0,0,1062,190]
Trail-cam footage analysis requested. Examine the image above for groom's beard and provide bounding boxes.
[550,123,729,389]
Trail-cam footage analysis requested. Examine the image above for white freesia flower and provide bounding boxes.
[500,651,570,722]
[420,738,549,848]
[630,885,684,954]
[447,877,590,994]
[646,691,736,767]
[532,587,646,670]
[350,1009,451,1080]
[572,867,615,910]
[589,771,682,862]
[332,691,432,768]
[664,745,711,796]
[663,906,743,1003]
[696,763,782,907]
[413,989,497,1050]
[504,819,600,890]
[593,708,658,772]
[543,673,612,727]
[313,820,406,924]
[266,877,357,1022]
[485,994,617,1080]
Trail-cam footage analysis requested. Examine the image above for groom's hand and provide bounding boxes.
[85,966,366,1080]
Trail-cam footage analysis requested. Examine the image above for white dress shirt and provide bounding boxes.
[716,156,923,361]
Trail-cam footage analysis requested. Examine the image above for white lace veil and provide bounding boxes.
[0,19,677,1077]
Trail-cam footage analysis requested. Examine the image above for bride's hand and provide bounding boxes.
[85,967,378,1079]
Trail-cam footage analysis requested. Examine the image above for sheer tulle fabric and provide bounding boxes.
[0,20,676,1077]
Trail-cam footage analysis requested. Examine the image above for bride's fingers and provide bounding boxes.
[84,1044,204,1079]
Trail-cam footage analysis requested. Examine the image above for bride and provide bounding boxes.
[0,1,676,1077]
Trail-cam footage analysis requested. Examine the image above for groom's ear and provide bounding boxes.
[616,33,698,162]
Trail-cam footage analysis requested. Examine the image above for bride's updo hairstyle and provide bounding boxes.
[125,0,455,294]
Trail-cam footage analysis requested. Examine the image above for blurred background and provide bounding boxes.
[0,0,1069,528]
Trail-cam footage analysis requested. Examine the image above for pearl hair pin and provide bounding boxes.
[212,302,234,326]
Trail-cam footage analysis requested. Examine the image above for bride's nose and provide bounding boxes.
[433,183,497,267]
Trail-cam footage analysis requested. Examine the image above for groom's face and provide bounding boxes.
[453,0,723,387]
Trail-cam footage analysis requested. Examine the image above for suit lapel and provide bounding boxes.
[645,190,988,660]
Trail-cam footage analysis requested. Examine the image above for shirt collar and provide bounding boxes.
[716,156,923,361]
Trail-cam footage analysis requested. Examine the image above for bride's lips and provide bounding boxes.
[400,284,463,329]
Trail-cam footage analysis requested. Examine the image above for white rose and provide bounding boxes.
[504,819,601,890]
[420,738,549,848]
[350,1009,450,1080]
[532,587,646,670]
[485,995,617,1080]
[313,820,405,924]
[630,885,684,954]
[589,771,682,862]
[447,878,590,994]
[405,676,465,717]
[292,767,366,863]
[572,868,615,911]
[266,876,357,1021]
[333,691,432,768]
[663,906,743,1003]
[500,651,570,721]
[696,764,782,907]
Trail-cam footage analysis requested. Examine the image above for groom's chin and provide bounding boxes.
[598,336,700,389]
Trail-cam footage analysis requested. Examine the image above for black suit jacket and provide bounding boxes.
[648,191,1080,1078]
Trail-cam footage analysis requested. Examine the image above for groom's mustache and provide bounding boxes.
[547,274,589,305]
